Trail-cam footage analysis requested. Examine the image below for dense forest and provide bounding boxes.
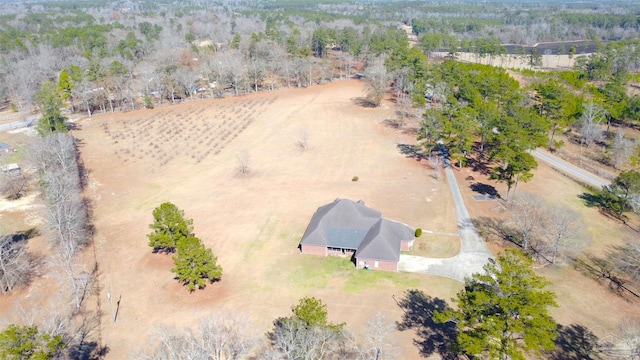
[0,0,639,116]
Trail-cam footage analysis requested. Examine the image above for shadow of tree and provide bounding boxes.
[396,144,425,161]
[574,255,640,300]
[382,118,404,130]
[68,310,110,360]
[395,289,458,359]
[545,323,601,360]
[466,156,493,176]
[472,216,515,244]
[6,228,40,243]
[352,97,377,108]
[578,192,627,222]
[470,182,500,198]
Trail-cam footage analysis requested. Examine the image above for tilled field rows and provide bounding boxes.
[99,96,279,172]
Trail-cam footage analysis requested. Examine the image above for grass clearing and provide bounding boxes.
[343,268,420,293]
[405,234,460,257]
[285,254,421,293]
[287,255,355,290]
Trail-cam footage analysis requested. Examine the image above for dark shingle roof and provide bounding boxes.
[300,198,381,249]
[355,219,415,262]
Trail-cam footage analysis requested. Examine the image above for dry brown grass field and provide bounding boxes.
[72,79,462,358]
[1,79,639,358]
[455,154,640,342]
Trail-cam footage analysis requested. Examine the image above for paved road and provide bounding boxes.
[531,148,609,188]
[398,161,493,282]
[0,118,37,132]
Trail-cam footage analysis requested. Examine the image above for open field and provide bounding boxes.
[432,51,579,71]
[1,79,639,358]
[70,79,461,358]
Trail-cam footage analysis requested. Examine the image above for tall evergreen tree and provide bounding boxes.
[435,249,557,360]
[34,81,67,135]
[171,236,222,291]
[147,202,193,253]
[0,324,65,359]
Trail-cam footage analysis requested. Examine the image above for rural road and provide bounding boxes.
[398,160,493,282]
[530,148,609,188]
[0,118,37,132]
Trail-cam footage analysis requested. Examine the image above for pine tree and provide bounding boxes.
[147,202,193,253]
[0,324,65,359]
[435,249,557,360]
[171,236,222,291]
[57,69,73,101]
[34,82,67,135]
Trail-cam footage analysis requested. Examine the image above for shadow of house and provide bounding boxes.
[299,199,415,272]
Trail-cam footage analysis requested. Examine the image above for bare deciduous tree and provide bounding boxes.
[0,169,28,200]
[236,150,250,175]
[291,57,309,88]
[196,312,259,360]
[295,128,309,151]
[358,312,398,360]
[248,56,266,93]
[609,237,640,289]
[268,317,357,360]
[0,233,39,293]
[539,204,584,264]
[508,192,541,251]
[615,318,640,360]
[579,101,606,150]
[174,67,197,101]
[29,133,90,257]
[363,56,389,107]
[221,53,247,96]
[138,312,259,360]
[610,129,636,170]
[52,251,93,311]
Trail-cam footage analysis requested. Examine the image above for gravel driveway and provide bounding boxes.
[398,161,493,282]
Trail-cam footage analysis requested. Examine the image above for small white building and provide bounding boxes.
[1,163,20,175]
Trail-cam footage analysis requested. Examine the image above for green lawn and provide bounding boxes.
[403,234,460,258]
[287,254,421,293]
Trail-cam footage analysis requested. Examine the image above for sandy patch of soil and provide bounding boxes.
[432,51,579,71]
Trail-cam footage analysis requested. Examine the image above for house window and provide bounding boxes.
[374,261,379,268]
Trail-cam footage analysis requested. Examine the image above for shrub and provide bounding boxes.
[143,95,154,109]
[557,70,586,89]
[352,176,359,182]
[415,228,423,237]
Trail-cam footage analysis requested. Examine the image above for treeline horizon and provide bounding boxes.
[0,0,638,115]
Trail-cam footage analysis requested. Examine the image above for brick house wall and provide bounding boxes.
[400,239,414,251]
[355,257,398,272]
[301,244,327,256]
